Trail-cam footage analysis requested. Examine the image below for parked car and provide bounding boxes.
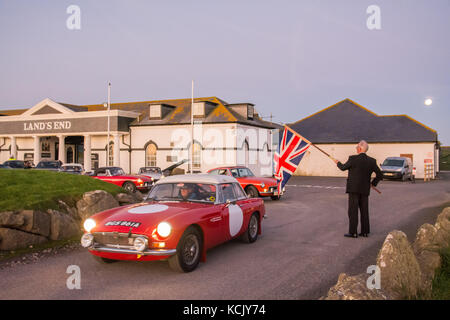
[2,160,26,169]
[90,166,153,193]
[60,163,84,175]
[207,166,281,200]
[0,164,11,169]
[380,157,413,181]
[35,160,62,171]
[80,174,265,272]
[138,166,163,182]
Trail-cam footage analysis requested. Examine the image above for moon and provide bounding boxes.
[424,98,433,106]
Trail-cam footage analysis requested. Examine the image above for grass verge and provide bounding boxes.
[0,169,124,211]
[431,247,450,299]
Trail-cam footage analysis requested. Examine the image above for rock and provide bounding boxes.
[76,190,119,221]
[133,191,145,201]
[416,249,441,298]
[322,273,391,300]
[376,230,422,299]
[434,207,450,248]
[17,210,51,237]
[0,211,24,228]
[48,210,81,241]
[57,200,79,221]
[0,228,47,251]
[115,193,139,205]
[413,223,439,253]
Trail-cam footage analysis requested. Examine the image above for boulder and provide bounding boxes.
[434,207,450,248]
[17,210,51,237]
[115,193,139,205]
[0,227,47,251]
[76,190,119,221]
[322,273,391,300]
[57,200,79,221]
[133,190,145,201]
[413,223,439,253]
[48,210,81,241]
[376,230,422,299]
[0,211,24,228]
[416,249,441,298]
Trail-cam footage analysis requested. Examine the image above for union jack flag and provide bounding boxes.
[274,126,311,194]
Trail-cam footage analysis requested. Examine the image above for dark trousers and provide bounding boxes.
[348,193,370,234]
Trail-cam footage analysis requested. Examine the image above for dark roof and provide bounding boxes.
[289,99,437,143]
[123,96,279,129]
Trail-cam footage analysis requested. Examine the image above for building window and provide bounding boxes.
[192,142,201,171]
[146,143,157,166]
[149,105,162,118]
[108,142,114,166]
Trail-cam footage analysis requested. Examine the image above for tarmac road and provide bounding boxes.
[1,173,449,300]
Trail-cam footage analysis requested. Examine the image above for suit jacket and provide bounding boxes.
[337,153,383,196]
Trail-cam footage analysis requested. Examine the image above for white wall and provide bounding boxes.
[294,142,437,179]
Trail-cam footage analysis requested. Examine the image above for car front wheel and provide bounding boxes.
[123,181,137,193]
[169,227,202,273]
[241,213,259,243]
[245,185,259,198]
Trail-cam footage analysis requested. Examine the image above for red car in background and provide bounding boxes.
[90,167,153,193]
[207,166,281,200]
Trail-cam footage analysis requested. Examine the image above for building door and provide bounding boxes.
[66,145,75,163]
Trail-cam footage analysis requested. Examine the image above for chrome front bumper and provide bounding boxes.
[89,245,176,256]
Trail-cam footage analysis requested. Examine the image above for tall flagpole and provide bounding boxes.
[107,82,111,166]
[191,80,194,174]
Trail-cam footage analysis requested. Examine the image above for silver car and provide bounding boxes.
[380,157,413,181]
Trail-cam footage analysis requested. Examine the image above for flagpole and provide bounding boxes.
[190,80,194,174]
[284,124,334,159]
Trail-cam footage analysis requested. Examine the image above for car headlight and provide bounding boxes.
[81,233,94,248]
[133,236,148,252]
[260,183,265,188]
[157,222,172,238]
[83,218,96,232]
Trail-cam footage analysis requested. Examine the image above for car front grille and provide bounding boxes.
[93,232,146,247]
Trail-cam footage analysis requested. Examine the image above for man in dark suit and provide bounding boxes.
[333,141,383,238]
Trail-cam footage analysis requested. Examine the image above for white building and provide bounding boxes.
[290,99,439,179]
[0,97,279,176]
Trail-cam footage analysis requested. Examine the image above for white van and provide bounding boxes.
[380,157,413,181]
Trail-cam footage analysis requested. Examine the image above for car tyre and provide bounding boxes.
[271,195,281,201]
[241,213,259,243]
[169,227,202,273]
[123,181,137,193]
[245,185,259,198]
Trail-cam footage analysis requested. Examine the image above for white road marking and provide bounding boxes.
[286,184,344,189]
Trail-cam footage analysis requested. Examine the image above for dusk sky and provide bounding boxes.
[1,1,449,143]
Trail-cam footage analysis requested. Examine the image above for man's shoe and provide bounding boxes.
[344,233,358,238]
[359,233,369,237]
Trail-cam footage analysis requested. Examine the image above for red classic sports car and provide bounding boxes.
[207,166,282,200]
[90,167,153,193]
[80,174,265,272]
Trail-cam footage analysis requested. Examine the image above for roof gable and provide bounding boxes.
[290,99,437,143]
[22,98,75,116]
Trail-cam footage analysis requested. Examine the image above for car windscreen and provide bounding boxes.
[147,183,217,203]
[109,168,125,176]
[382,159,404,167]
[5,161,24,168]
[37,162,59,168]
[62,166,81,171]
[141,167,161,173]
[230,168,254,177]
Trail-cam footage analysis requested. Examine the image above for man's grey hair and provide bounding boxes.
[358,140,369,152]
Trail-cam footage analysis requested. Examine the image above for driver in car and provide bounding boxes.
[180,184,199,200]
